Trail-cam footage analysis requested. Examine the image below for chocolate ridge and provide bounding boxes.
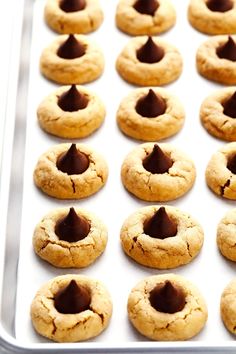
[136,37,164,64]
[58,85,89,112]
[56,143,89,175]
[133,0,159,16]
[216,36,236,62]
[60,0,86,12]
[144,207,177,239]
[223,92,236,118]
[135,89,166,118]
[149,281,186,314]
[55,207,90,242]
[227,154,236,174]
[143,144,173,174]
[54,280,91,314]
[206,0,233,12]
[57,34,86,60]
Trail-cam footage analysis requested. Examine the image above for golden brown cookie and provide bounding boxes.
[116,36,183,86]
[40,34,104,84]
[33,143,108,199]
[30,274,112,342]
[120,205,204,269]
[44,0,104,34]
[128,274,208,341]
[205,142,236,199]
[217,208,236,261]
[115,0,176,36]
[221,278,236,335]
[117,87,185,141]
[121,143,196,202]
[33,207,108,268]
[37,85,106,139]
[196,35,236,85]
[188,0,236,35]
[200,87,236,141]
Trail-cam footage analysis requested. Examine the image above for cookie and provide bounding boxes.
[117,87,185,141]
[40,34,104,84]
[33,207,107,268]
[205,142,236,199]
[37,85,106,139]
[30,274,112,342]
[33,143,108,199]
[200,87,236,141]
[196,35,236,85]
[115,0,176,36]
[116,36,183,86]
[221,278,236,335]
[188,0,236,35]
[44,0,103,34]
[120,205,204,269]
[217,208,236,261]
[121,143,196,202]
[127,274,208,341]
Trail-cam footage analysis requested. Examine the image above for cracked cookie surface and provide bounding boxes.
[196,35,236,85]
[30,274,112,342]
[33,207,107,268]
[217,208,236,261]
[221,278,236,335]
[127,273,208,341]
[116,36,183,86]
[115,0,176,36]
[188,0,236,35]
[33,143,108,199]
[121,143,196,202]
[205,142,236,199]
[40,35,104,84]
[37,85,105,139]
[200,87,236,141]
[120,205,204,269]
[117,87,185,141]
[45,0,103,34]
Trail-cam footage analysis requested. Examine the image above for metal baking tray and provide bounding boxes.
[1,0,236,352]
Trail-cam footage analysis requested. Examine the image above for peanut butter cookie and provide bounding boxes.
[217,208,236,261]
[221,277,236,335]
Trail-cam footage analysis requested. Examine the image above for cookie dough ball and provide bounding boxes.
[40,34,104,84]
[217,208,236,261]
[33,143,108,199]
[128,274,208,341]
[33,207,108,268]
[44,0,103,34]
[206,142,236,199]
[117,87,185,141]
[196,35,236,85]
[31,274,112,342]
[116,0,176,36]
[37,85,105,139]
[116,36,183,86]
[121,143,196,202]
[221,278,236,335]
[120,205,204,269]
[200,87,236,141]
[188,0,236,35]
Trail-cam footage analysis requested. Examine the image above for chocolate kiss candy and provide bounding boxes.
[60,0,86,12]
[216,36,236,62]
[58,85,89,112]
[56,143,89,175]
[135,89,166,118]
[55,207,90,242]
[223,92,236,118]
[57,34,86,59]
[143,144,173,174]
[136,37,164,64]
[227,154,236,174]
[133,0,159,15]
[54,280,91,314]
[149,281,186,314]
[206,0,233,12]
[144,207,177,239]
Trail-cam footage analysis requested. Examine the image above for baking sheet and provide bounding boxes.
[9,0,236,349]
